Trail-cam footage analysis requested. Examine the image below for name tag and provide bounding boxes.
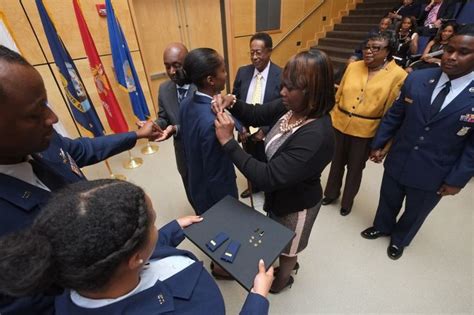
[404,97,413,104]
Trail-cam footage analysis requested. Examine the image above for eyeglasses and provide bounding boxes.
[363,45,387,53]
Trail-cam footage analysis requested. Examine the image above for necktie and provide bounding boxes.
[29,159,67,191]
[424,4,439,26]
[430,81,451,119]
[251,73,263,105]
[177,87,187,104]
[250,73,263,134]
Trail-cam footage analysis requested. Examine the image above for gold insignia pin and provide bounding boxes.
[59,149,67,164]
[429,79,435,83]
[457,127,470,136]
[404,97,413,104]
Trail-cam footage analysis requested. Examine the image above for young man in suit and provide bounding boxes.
[362,24,474,260]
[154,43,196,207]
[0,45,159,314]
[232,32,282,198]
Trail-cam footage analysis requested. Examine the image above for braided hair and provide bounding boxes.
[0,179,150,296]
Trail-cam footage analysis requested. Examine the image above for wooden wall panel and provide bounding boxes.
[129,0,224,108]
[130,0,185,112]
[0,0,45,64]
[183,0,223,53]
[21,0,138,62]
[231,0,254,37]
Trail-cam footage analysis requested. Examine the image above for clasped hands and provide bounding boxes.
[135,121,176,142]
[370,148,462,197]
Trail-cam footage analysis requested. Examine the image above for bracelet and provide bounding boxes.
[227,94,237,109]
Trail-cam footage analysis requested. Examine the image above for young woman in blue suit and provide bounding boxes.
[0,179,273,314]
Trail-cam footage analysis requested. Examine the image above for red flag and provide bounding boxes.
[72,0,128,134]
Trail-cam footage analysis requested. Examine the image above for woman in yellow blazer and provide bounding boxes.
[323,31,407,216]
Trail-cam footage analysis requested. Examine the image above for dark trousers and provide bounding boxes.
[324,129,372,210]
[373,172,441,247]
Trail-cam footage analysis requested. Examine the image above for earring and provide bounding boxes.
[138,259,144,264]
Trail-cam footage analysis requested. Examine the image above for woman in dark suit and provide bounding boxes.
[178,48,238,216]
[214,50,335,293]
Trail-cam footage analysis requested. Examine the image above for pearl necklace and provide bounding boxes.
[279,110,306,133]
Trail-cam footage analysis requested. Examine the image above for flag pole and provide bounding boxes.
[141,140,159,154]
[104,159,126,180]
[123,150,143,169]
[123,0,158,156]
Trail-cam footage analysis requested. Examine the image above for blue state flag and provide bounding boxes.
[35,0,105,137]
[105,0,150,121]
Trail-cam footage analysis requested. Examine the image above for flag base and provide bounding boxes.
[141,142,159,155]
[110,173,127,180]
[123,156,143,169]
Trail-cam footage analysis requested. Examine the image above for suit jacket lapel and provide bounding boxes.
[430,80,474,123]
[0,173,50,212]
[420,72,441,123]
[166,83,180,123]
[242,66,254,100]
[264,62,279,103]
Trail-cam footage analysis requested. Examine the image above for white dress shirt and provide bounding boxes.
[245,61,271,104]
[431,71,474,111]
[0,158,50,191]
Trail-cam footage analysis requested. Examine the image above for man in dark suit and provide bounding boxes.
[417,0,456,36]
[0,45,159,314]
[154,43,195,207]
[361,24,474,260]
[232,32,282,198]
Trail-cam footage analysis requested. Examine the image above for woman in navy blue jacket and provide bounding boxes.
[0,179,273,314]
[178,48,239,215]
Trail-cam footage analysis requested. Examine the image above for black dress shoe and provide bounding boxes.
[321,197,337,205]
[340,207,351,216]
[387,244,404,260]
[240,189,251,198]
[269,276,294,294]
[361,227,389,239]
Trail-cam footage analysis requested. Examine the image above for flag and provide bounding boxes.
[36,0,105,137]
[0,11,20,52]
[72,0,128,134]
[105,0,150,121]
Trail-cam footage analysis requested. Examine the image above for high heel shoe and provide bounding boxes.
[269,275,294,294]
[274,262,300,275]
[210,262,233,280]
